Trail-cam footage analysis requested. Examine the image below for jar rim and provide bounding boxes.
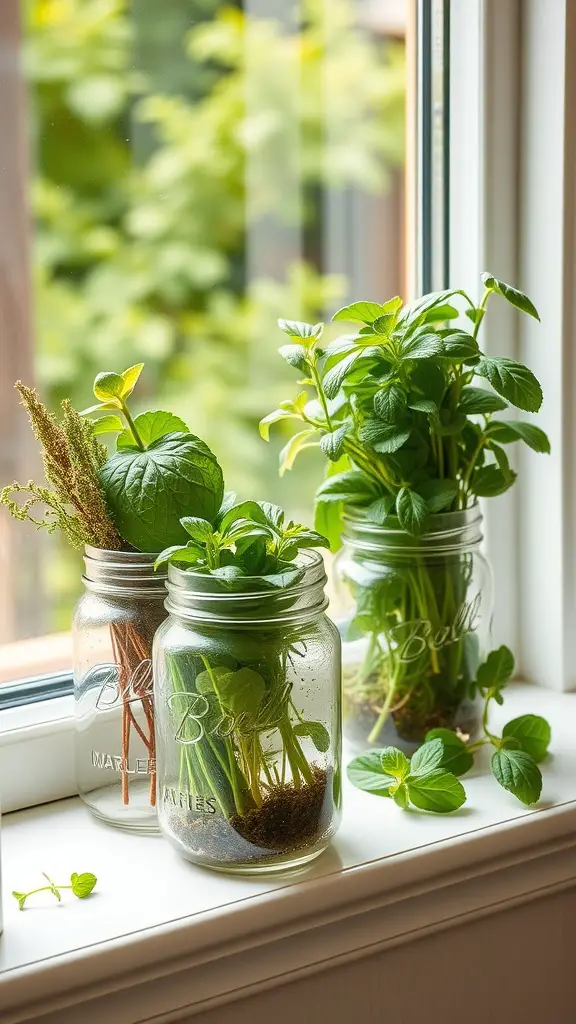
[164,550,328,625]
[83,544,168,595]
[341,503,483,555]
[166,548,325,595]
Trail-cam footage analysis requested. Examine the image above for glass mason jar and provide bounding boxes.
[154,551,341,874]
[73,547,168,832]
[334,506,493,754]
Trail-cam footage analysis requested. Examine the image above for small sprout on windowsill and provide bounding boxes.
[12,871,97,911]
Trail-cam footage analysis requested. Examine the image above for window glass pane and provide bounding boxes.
[1,0,417,683]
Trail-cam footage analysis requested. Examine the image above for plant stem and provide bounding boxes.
[367,659,402,744]
[120,400,145,450]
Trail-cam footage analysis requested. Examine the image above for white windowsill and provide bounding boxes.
[1,684,575,1024]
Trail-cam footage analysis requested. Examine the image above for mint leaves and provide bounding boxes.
[262,274,549,538]
[155,495,329,586]
[349,646,552,813]
[13,871,97,911]
[347,739,467,813]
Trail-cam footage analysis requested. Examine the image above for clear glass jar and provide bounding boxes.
[73,547,168,832]
[154,551,341,874]
[334,506,493,753]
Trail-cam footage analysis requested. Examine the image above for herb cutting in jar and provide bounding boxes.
[154,498,340,866]
[1,364,223,815]
[262,274,551,765]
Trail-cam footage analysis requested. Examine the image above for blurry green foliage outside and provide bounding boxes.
[23,0,405,629]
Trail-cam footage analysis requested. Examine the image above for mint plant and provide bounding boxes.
[262,274,550,747]
[155,499,337,861]
[428,645,551,805]
[13,871,97,910]
[348,646,552,812]
[347,738,466,813]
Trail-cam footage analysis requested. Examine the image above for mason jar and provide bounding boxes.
[334,506,493,753]
[73,547,168,832]
[153,551,341,874]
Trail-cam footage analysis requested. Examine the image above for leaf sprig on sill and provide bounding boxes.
[347,738,467,813]
[348,646,552,811]
[155,494,329,586]
[13,871,97,911]
[262,274,550,542]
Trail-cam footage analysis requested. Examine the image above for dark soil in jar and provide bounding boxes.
[343,670,479,750]
[166,766,333,865]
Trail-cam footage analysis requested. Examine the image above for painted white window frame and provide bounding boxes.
[450,0,576,695]
[3,0,576,813]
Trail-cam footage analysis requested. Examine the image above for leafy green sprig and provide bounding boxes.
[13,871,97,910]
[347,738,466,812]
[427,645,551,806]
[262,274,549,539]
[155,495,329,585]
[348,646,552,811]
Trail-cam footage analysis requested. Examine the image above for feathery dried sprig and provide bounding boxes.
[1,383,124,551]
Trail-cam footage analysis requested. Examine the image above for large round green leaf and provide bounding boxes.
[99,431,224,551]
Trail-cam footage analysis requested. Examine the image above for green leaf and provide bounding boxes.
[154,543,203,569]
[458,386,508,415]
[410,361,447,405]
[119,363,144,399]
[314,494,343,551]
[440,331,480,362]
[502,715,551,763]
[416,478,458,512]
[279,429,318,476]
[217,500,268,533]
[475,357,543,412]
[407,396,437,414]
[315,470,378,505]
[93,371,125,402]
[332,300,389,324]
[346,752,394,796]
[99,432,224,552]
[396,487,429,534]
[322,350,363,399]
[278,319,323,341]
[117,410,189,450]
[180,517,213,543]
[406,770,467,813]
[400,333,443,361]
[259,406,300,441]
[365,495,396,525]
[372,313,396,335]
[279,344,308,370]
[320,423,350,461]
[211,666,266,721]
[393,783,410,809]
[409,738,444,775]
[293,720,331,753]
[360,420,411,454]
[491,748,542,805]
[70,872,98,899]
[471,464,517,497]
[381,746,411,780]
[425,729,475,776]
[476,645,515,691]
[486,420,550,454]
[12,891,27,911]
[374,384,406,421]
[91,414,124,436]
[420,303,459,323]
[482,272,540,321]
